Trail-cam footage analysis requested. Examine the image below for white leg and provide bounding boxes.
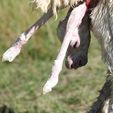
[2,8,53,62]
[43,3,87,94]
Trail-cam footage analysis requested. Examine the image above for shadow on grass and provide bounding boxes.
[0,105,14,113]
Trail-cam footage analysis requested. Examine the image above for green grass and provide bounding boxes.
[0,0,106,113]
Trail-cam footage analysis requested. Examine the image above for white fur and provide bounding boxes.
[2,33,26,62]
[2,47,21,62]
[32,0,83,15]
[102,99,109,113]
[43,3,87,94]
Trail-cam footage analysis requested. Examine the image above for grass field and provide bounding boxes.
[0,0,106,113]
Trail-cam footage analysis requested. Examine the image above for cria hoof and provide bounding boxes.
[43,85,52,94]
[43,77,58,94]
[2,47,21,62]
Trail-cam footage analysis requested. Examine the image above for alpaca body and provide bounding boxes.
[91,0,113,71]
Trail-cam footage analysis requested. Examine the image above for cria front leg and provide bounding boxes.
[43,60,62,94]
[2,7,53,62]
[43,27,71,94]
[43,3,87,94]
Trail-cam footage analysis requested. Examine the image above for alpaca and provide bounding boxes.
[58,0,113,113]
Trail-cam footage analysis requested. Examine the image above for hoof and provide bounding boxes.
[2,47,21,62]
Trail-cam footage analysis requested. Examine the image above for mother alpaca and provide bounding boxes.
[58,0,113,113]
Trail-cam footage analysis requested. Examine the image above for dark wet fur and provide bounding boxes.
[57,7,91,69]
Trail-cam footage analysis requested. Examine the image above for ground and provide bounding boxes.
[0,0,106,113]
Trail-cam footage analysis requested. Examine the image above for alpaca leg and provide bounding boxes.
[2,7,53,62]
[43,3,87,94]
[108,71,113,113]
[88,71,111,113]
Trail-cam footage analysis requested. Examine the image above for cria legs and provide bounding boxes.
[2,7,53,62]
[57,8,91,69]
